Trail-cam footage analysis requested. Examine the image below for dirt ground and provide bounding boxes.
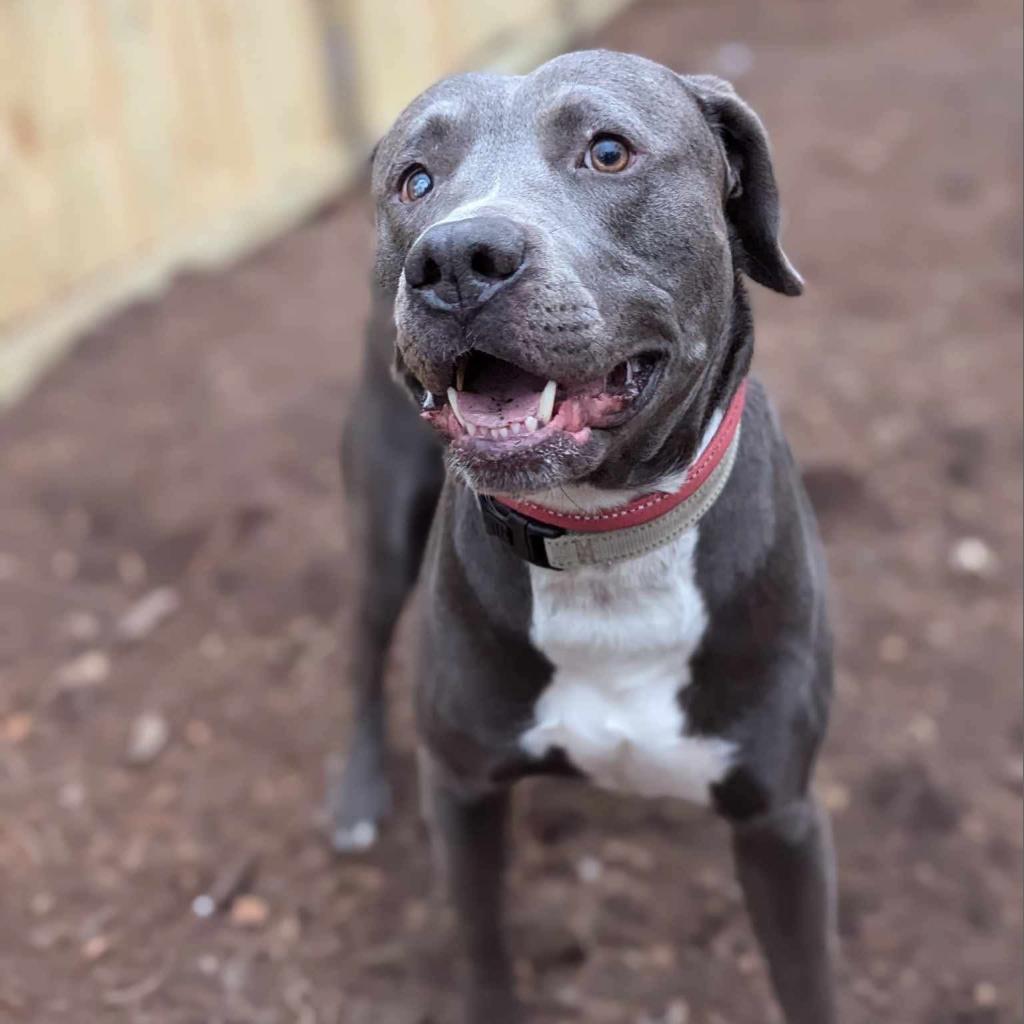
[1,0,1021,1021]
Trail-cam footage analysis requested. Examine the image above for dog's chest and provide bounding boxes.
[520,527,735,803]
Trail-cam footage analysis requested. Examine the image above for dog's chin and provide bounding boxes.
[444,428,609,496]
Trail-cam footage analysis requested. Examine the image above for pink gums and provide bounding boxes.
[423,384,627,447]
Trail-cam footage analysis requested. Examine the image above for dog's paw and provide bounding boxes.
[324,750,392,855]
[330,818,380,853]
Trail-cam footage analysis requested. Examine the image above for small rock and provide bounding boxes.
[576,856,603,884]
[197,953,220,975]
[58,781,86,810]
[822,781,851,813]
[116,587,180,644]
[2,712,33,744]
[949,536,996,577]
[974,981,998,1007]
[878,633,909,665]
[126,712,170,766]
[191,895,216,919]
[31,892,55,916]
[82,934,111,961]
[907,713,938,745]
[57,650,110,688]
[229,894,269,928]
[63,610,101,642]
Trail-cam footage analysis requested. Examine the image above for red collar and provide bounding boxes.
[497,381,747,534]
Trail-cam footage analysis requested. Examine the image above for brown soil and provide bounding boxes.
[1,0,1021,1021]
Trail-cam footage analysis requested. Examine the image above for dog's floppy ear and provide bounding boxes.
[681,74,803,296]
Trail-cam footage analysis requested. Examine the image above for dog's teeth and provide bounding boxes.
[447,387,467,429]
[525,416,538,432]
[465,422,476,436]
[422,391,437,411]
[625,359,636,386]
[511,422,522,435]
[499,427,510,438]
[537,380,557,426]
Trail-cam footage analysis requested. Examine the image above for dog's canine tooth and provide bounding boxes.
[465,422,476,436]
[447,387,467,429]
[422,391,437,411]
[625,359,636,386]
[538,380,557,426]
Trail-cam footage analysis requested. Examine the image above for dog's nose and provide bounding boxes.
[404,216,527,311]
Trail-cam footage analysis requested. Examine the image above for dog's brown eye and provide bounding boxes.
[587,135,631,173]
[399,165,433,203]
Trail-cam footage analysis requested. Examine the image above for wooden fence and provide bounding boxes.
[0,0,630,405]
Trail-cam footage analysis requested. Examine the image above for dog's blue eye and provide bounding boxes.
[588,135,631,173]
[401,167,433,203]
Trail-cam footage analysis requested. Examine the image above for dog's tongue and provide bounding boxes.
[455,360,547,429]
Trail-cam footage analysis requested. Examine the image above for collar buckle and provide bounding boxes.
[478,494,565,570]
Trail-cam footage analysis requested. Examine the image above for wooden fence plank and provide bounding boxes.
[0,0,631,405]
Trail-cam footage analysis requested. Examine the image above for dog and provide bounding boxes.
[329,50,837,1024]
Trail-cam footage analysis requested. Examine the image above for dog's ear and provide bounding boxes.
[681,74,803,296]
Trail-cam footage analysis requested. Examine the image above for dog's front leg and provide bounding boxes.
[425,763,521,1024]
[328,303,443,852]
[730,796,838,1024]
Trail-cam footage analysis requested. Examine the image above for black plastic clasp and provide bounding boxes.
[477,495,565,570]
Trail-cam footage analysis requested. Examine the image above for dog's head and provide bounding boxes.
[372,50,801,495]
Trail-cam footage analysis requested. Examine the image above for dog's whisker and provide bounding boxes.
[557,485,588,513]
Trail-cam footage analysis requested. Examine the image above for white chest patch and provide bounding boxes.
[521,526,735,804]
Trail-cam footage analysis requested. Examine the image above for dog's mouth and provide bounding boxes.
[416,349,663,451]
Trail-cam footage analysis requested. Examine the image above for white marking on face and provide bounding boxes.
[431,184,502,226]
[522,525,735,804]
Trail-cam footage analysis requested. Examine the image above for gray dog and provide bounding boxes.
[330,50,837,1024]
